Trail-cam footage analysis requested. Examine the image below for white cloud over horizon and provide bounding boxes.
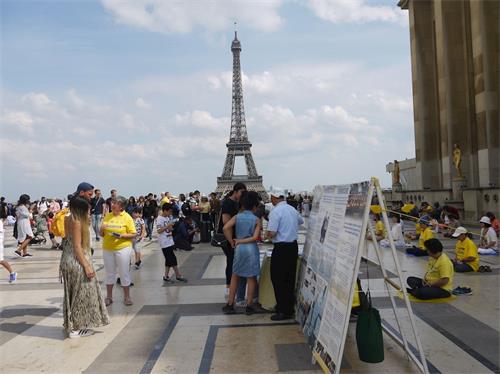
[307,0,407,25]
[101,0,285,34]
[1,0,415,201]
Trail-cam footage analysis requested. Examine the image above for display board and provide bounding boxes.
[297,181,370,372]
[296,178,429,374]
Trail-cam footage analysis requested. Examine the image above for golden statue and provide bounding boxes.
[392,160,400,185]
[453,143,463,178]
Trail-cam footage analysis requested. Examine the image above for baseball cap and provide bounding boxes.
[419,215,431,225]
[76,182,94,193]
[479,216,491,225]
[452,226,468,237]
[271,194,285,199]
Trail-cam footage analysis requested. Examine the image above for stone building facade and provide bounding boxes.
[386,0,499,222]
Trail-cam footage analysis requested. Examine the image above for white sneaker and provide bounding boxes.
[69,329,94,339]
[224,288,229,301]
[235,300,247,307]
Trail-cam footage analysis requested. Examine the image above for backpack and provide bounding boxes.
[52,208,69,237]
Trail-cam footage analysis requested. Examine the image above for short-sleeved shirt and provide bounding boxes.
[268,201,304,243]
[424,252,454,291]
[157,215,175,248]
[90,196,105,215]
[481,227,498,250]
[102,211,136,250]
[418,227,434,250]
[455,237,479,271]
[134,218,145,237]
[375,220,386,237]
[218,198,239,234]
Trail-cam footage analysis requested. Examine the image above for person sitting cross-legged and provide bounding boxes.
[407,238,454,300]
[451,227,479,272]
[406,216,434,256]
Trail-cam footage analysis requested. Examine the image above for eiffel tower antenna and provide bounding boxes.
[216,32,267,200]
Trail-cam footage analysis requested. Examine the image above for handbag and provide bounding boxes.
[211,209,228,247]
[355,270,384,363]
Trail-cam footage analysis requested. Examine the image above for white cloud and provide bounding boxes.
[308,0,407,25]
[1,110,35,133]
[174,110,228,131]
[135,97,152,109]
[101,0,284,34]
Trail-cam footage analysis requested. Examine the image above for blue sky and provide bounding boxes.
[1,0,415,201]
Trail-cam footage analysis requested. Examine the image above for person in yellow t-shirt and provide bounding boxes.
[407,238,454,299]
[406,216,434,256]
[100,196,136,307]
[160,192,170,208]
[367,214,386,241]
[451,227,479,272]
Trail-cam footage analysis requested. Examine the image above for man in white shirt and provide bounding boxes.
[266,194,304,321]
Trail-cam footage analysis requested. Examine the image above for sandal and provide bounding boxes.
[124,297,133,306]
[105,297,113,306]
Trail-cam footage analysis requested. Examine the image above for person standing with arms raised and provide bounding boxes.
[267,194,304,321]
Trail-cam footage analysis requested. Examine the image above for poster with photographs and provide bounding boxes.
[296,181,370,374]
[302,185,324,260]
[314,181,370,373]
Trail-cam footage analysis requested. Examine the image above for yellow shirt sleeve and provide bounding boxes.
[418,227,434,249]
[464,239,479,271]
[437,254,454,291]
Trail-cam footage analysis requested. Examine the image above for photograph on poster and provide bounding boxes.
[296,265,329,345]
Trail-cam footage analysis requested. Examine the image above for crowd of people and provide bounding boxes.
[1,185,497,338]
[368,199,499,299]
[0,181,308,337]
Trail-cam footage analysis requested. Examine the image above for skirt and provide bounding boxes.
[233,242,260,277]
[59,238,110,333]
[17,219,33,242]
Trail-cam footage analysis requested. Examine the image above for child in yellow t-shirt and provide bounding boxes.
[407,238,454,299]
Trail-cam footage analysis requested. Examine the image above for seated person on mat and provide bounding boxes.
[478,216,498,255]
[406,216,434,256]
[451,227,479,272]
[367,214,386,242]
[407,238,454,300]
[380,215,405,249]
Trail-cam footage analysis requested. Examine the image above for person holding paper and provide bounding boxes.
[267,194,304,321]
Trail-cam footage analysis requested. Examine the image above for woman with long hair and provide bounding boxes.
[59,197,109,338]
[15,194,34,257]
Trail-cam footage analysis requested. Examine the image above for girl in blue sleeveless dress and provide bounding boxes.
[222,191,262,315]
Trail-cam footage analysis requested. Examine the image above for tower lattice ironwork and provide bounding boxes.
[216,32,267,200]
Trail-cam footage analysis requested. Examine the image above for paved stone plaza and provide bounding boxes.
[1,223,499,373]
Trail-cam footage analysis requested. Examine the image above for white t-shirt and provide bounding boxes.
[481,227,498,249]
[157,215,175,248]
[390,222,405,244]
[38,201,48,215]
[0,220,4,260]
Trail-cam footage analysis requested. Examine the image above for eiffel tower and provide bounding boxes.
[216,32,268,200]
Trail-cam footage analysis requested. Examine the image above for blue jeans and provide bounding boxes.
[91,214,102,239]
[145,217,155,239]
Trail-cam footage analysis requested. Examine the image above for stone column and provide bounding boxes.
[470,0,500,187]
[433,0,474,190]
[408,0,442,189]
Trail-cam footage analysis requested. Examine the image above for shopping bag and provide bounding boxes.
[355,283,384,363]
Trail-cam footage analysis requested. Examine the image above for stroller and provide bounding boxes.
[30,214,48,245]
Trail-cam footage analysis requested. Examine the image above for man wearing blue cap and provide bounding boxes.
[75,182,94,201]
